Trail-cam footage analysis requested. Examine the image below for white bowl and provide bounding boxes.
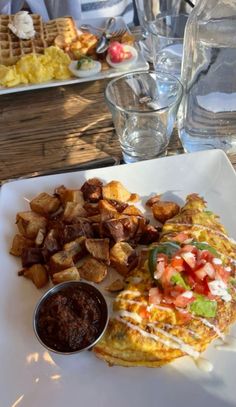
[106,45,138,69]
[69,60,102,78]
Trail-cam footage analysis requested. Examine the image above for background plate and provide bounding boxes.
[0,150,236,407]
[0,17,149,95]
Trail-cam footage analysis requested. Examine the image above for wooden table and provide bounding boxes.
[0,50,236,182]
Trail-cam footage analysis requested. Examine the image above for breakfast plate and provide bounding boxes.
[0,150,236,406]
[0,17,149,95]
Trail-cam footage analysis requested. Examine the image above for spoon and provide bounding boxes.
[96,17,116,54]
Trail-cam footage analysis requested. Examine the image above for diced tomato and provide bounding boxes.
[199,249,214,263]
[180,251,197,269]
[174,292,195,308]
[176,310,192,324]
[139,306,150,319]
[160,265,176,285]
[214,264,230,283]
[185,274,196,289]
[171,256,184,271]
[195,262,215,280]
[194,279,209,295]
[173,232,189,243]
[149,287,162,305]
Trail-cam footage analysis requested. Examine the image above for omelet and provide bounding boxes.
[94,194,236,368]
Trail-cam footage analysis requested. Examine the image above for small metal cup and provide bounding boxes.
[33,281,109,355]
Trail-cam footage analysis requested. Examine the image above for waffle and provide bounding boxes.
[44,16,78,46]
[0,14,78,66]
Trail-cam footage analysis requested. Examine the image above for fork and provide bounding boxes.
[80,24,126,39]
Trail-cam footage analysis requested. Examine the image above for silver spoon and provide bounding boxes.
[96,17,116,54]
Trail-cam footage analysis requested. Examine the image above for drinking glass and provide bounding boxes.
[149,13,189,78]
[105,71,183,164]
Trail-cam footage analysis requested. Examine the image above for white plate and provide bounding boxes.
[0,150,236,407]
[0,17,149,95]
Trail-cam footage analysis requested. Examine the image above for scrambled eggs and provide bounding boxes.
[0,46,72,87]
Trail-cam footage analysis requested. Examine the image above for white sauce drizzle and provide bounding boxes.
[196,317,225,339]
[116,316,199,358]
[147,303,173,313]
[119,290,142,297]
[115,310,143,324]
[194,357,214,372]
[115,299,147,307]
[148,323,200,359]
[215,335,236,352]
[160,322,201,339]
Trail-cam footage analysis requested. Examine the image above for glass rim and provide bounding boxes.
[148,13,189,40]
[104,70,183,114]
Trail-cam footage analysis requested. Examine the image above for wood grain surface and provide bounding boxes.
[0,27,235,182]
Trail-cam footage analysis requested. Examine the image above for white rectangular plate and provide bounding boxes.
[0,17,149,95]
[1,150,236,407]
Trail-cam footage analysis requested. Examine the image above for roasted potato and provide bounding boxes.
[10,234,34,257]
[63,202,87,222]
[105,279,125,292]
[102,180,132,202]
[85,238,110,264]
[52,267,80,284]
[30,192,61,215]
[110,242,138,276]
[55,185,85,205]
[49,250,74,273]
[19,263,48,288]
[78,257,107,283]
[99,199,118,221]
[122,205,143,216]
[81,178,103,202]
[16,211,47,239]
[63,237,86,261]
[152,201,180,223]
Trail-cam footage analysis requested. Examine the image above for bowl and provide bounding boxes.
[106,45,138,69]
[33,281,109,355]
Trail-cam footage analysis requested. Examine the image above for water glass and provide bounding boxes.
[149,14,188,78]
[105,71,183,164]
[135,0,183,36]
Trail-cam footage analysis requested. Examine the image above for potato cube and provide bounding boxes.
[16,211,47,239]
[63,202,87,222]
[85,238,110,264]
[78,257,107,283]
[49,250,74,273]
[55,186,85,205]
[110,242,138,276]
[20,264,48,288]
[10,234,34,257]
[52,267,80,285]
[30,192,60,215]
[102,181,131,202]
[152,201,180,223]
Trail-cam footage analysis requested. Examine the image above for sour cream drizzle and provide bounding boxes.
[215,336,236,352]
[115,313,200,359]
[119,290,142,297]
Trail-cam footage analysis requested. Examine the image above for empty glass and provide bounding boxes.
[149,14,188,78]
[105,71,183,163]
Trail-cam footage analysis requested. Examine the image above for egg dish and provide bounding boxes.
[94,194,236,369]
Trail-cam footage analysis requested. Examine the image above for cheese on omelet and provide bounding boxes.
[0,46,72,87]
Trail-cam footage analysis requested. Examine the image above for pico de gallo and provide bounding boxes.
[148,240,234,319]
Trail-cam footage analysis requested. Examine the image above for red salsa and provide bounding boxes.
[37,285,105,352]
